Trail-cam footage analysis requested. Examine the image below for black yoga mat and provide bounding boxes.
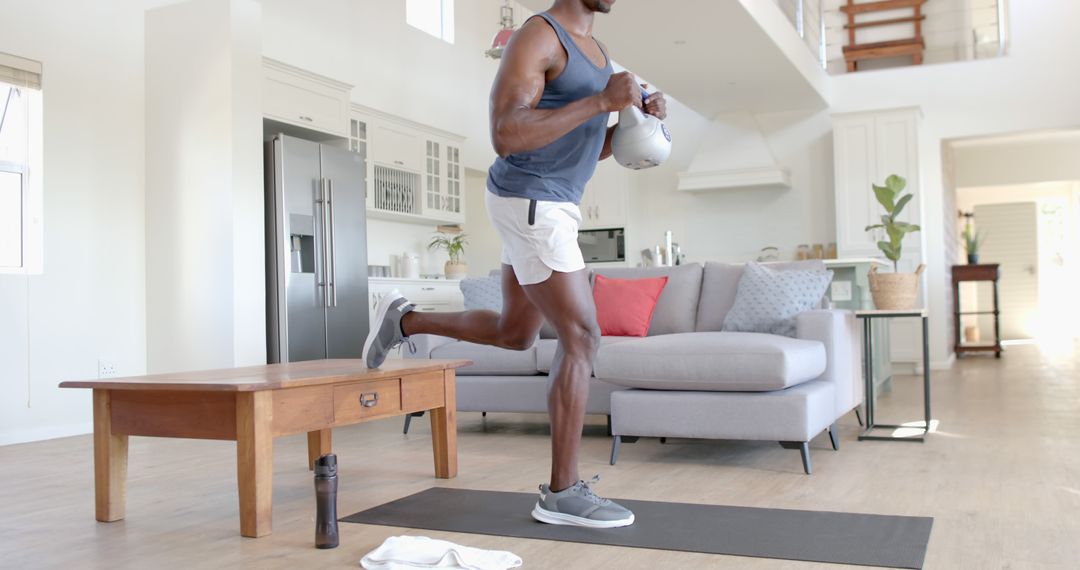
[342,488,933,569]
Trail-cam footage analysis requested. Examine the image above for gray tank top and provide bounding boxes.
[487,12,613,204]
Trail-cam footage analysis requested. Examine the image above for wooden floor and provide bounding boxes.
[2,342,1078,569]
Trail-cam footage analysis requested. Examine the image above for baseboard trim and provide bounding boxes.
[0,422,93,447]
[931,353,957,371]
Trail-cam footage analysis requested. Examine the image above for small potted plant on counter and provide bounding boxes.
[428,231,469,280]
[864,174,924,310]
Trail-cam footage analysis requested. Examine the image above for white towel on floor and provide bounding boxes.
[360,535,523,570]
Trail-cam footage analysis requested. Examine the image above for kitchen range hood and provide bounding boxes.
[676,111,790,192]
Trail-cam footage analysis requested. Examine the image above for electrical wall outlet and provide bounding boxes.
[831,281,853,302]
[97,359,118,378]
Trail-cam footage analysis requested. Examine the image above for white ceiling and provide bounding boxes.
[518,0,827,118]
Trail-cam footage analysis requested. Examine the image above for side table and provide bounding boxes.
[856,309,931,442]
[951,264,1003,358]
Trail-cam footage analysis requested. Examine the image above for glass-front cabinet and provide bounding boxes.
[423,139,464,223]
[352,105,465,224]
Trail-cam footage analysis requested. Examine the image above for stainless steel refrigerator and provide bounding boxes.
[265,134,369,363]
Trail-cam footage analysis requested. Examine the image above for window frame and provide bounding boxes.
[0,80,43,275]
[405,0,455,45]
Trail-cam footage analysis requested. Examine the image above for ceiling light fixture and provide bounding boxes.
[485,1,516,59]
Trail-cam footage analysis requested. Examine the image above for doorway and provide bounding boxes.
[947,130,1080,352]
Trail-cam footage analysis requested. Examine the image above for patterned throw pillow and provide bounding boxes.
[721,262,833,337]
[459,276,502,311]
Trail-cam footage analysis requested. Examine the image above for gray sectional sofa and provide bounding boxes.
[406,261,862,474]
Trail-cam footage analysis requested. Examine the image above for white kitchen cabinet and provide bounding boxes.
[368,278,464,315]
[262,58,351,137]
[581,160,628,229]
[351,104,466,225]
[422,139,465,224]
[832,107,924,364]
[371,118,423,173]
[832,107,921,259]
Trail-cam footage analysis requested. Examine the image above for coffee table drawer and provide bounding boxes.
[334,378,401,423]
[401,370,446,412]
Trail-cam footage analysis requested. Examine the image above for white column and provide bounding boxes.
[145,0,265,373]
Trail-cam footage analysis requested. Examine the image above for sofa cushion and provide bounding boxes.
[593,332,826,392]
[722,262,833,337]
[536,336,636,373]
[696,260,827,332]
[592,263,703,335]
[430,341,537,376]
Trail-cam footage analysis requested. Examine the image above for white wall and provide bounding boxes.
[0,0,147,444]
[145,0,265,374]
[625,106,835,265]
[830,0,1080,365]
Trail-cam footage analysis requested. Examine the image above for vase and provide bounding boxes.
[967,254,979,265]
[444,261,468,280]
[868,264,925,310]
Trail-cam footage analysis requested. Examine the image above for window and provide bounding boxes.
[0,52,43,274]
[406,0,455,44]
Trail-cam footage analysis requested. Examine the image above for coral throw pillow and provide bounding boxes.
[593,274,669,337]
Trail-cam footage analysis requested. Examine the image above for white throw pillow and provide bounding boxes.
[721,261,833,337]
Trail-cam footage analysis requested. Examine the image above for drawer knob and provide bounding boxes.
[359,392,379,408]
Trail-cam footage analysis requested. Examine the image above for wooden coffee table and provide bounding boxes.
[59,358,470,538]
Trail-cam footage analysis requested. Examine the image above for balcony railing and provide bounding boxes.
[776,0,1008,74]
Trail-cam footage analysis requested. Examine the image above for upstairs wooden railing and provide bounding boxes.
[840,0,927,72]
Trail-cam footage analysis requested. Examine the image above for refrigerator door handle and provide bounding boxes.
[318,178,331,308]
[327,178,338,308]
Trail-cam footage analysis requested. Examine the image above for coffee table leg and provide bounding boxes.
[429,370,458,479]
[307,429,332,471]
[236,391,273,538]
[93,389,128,522]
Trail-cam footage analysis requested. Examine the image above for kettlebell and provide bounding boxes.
[612,93,672,170]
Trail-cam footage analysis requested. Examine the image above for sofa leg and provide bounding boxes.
[610,436,620,465]
[779,441,812,475]
[828,423,840,451]
[605,415,612,437]
[855,408,864,426]
[402,411,425,435]
[659,437,667,444]
[482,411,487,418]
[621,436,639,443]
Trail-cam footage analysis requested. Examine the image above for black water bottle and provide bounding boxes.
[314,453,339,549]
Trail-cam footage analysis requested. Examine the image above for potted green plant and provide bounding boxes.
[428,231,468,279]
[961,213,985,264]
[864,174,925,310]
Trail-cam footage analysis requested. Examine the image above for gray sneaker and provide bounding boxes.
[531,475,635,528]
[362,290,415,369]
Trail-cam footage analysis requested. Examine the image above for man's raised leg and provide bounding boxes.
[401,264,544,348]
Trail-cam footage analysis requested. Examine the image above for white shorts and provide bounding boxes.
[485,191,586,285]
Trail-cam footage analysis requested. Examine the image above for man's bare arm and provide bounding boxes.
[489,18,638,158]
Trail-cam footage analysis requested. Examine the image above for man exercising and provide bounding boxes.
[363,0,666,528]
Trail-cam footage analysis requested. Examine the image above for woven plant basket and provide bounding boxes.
[868,264,925,310]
